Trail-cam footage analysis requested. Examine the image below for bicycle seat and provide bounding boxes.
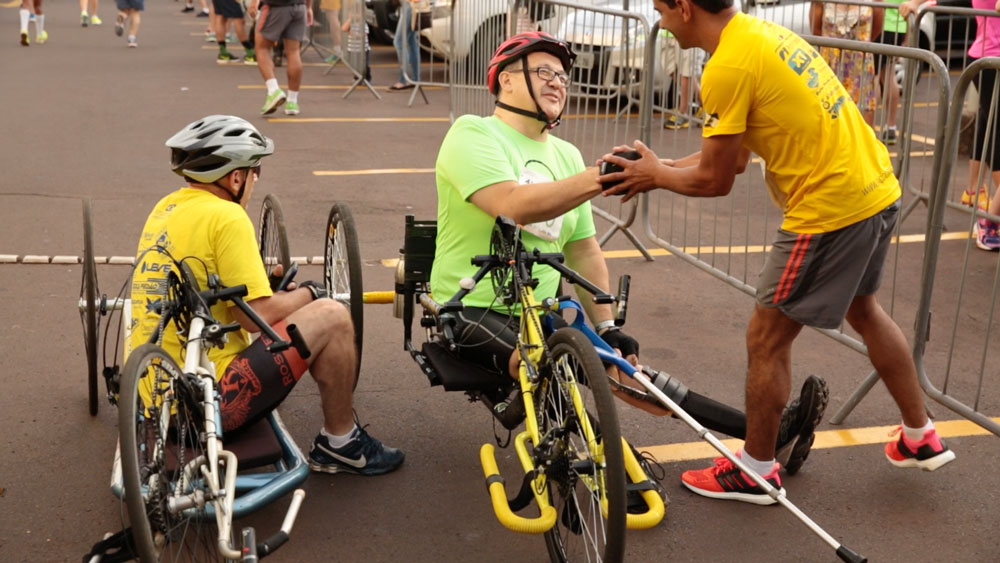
[158,417,283,472]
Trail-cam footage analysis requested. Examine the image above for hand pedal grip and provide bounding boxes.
[285,324,311,360]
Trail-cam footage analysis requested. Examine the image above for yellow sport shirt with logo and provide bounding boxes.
[701,12,900,234]
[129,188,273,381]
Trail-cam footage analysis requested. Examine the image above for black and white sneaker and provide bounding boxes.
[309,427,405,476]
[775,375,829,475]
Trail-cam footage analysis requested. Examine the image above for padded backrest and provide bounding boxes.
[403,215,437,283]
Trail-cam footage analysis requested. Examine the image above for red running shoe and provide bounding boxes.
[885,427,956,471]
[681,455,783,505]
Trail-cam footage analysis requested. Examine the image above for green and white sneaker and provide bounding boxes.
[81,12,90,27]
[217,50,235,64]
[243,51,257,66]
[261,89,286,115]
[284,101,300,116]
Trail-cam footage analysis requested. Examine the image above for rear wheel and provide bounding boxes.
[540,328,626,563]
[81,198,100,416]
[324,202,364,388]
[258,193,291,280]
[119,343,220,562]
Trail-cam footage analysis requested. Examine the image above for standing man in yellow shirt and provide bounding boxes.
[599,0,955,505]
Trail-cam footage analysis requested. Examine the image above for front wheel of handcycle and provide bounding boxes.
[119,343,222,562]
[540,328,627,563]
[324,201,364,389]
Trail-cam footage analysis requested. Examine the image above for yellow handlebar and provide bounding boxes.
[479,444,556,534]
[362,291,395,304]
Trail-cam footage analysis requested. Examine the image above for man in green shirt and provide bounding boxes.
[431,31,828,477]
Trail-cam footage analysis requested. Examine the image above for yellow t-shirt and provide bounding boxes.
[701,12,900,234]
[129,188,272,379]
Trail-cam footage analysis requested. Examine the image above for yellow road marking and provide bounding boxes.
[378,231,971,267]
[314,168,434,176]
[2,0,21,7]
[641,417,998,463]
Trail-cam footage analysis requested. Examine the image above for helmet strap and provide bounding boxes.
[213,171,246,204]
[494,62,564,134]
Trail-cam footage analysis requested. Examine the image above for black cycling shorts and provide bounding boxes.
[218,321,309,433]
[450,307,566,377]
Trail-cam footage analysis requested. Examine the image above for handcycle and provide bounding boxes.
[323,203,868,562]
[391,214,666,563]
[79,195,352,562]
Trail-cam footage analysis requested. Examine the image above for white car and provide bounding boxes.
[417,0,934,92]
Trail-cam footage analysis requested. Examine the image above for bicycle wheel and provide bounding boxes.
[540,328,627,563]
[81,198,100,416]
[324,202,363,388]
[258,193,291,279]
[119,343,220,562]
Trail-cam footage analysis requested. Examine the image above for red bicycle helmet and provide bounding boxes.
[487,31,576,95]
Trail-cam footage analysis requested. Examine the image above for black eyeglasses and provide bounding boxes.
[506,66,571,87]
[250,165,261,179]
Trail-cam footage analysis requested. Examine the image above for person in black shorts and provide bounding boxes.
[248,0,312,115]
[212,0,255,64]
[132,115,404,476]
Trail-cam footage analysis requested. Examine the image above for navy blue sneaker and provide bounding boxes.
[308,427,404,476]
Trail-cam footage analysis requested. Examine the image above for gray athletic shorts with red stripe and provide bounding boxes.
[756,199,901,329]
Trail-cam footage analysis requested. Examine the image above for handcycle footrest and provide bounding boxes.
[421,341,510,392]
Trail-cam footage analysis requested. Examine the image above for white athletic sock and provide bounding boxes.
[287,90,298,103]
[20,9,30,31]
[321,425,358,448]
[739,450,777,476]
[902,419,934,442]
[265,78,280,95]
[35,14,44,34]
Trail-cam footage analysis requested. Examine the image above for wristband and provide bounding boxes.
[594,320,617,335]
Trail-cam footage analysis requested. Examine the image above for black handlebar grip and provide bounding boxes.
[286,324,311,360]
[615,274,630,327]
[257,531,290,558]
[599,149,642,192]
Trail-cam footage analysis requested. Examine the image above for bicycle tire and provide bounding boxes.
[258,193,291,280]
[81,198,100,416]
[540,328,627,563]
[119,343,220,562]
[324,202,364,389]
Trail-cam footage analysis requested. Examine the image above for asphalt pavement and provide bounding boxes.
[1,2,998,562]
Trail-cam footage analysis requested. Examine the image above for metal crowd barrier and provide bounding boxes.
[335,0,380,99]
[905,57,1000,436]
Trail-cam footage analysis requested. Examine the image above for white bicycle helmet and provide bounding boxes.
[166,115,274,184]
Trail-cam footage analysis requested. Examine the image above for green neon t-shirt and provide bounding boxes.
[883,0,907,33]
[431,115,595,310]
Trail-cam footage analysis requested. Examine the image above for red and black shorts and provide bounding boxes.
[755,200,901,329]
[218,321,309,433]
